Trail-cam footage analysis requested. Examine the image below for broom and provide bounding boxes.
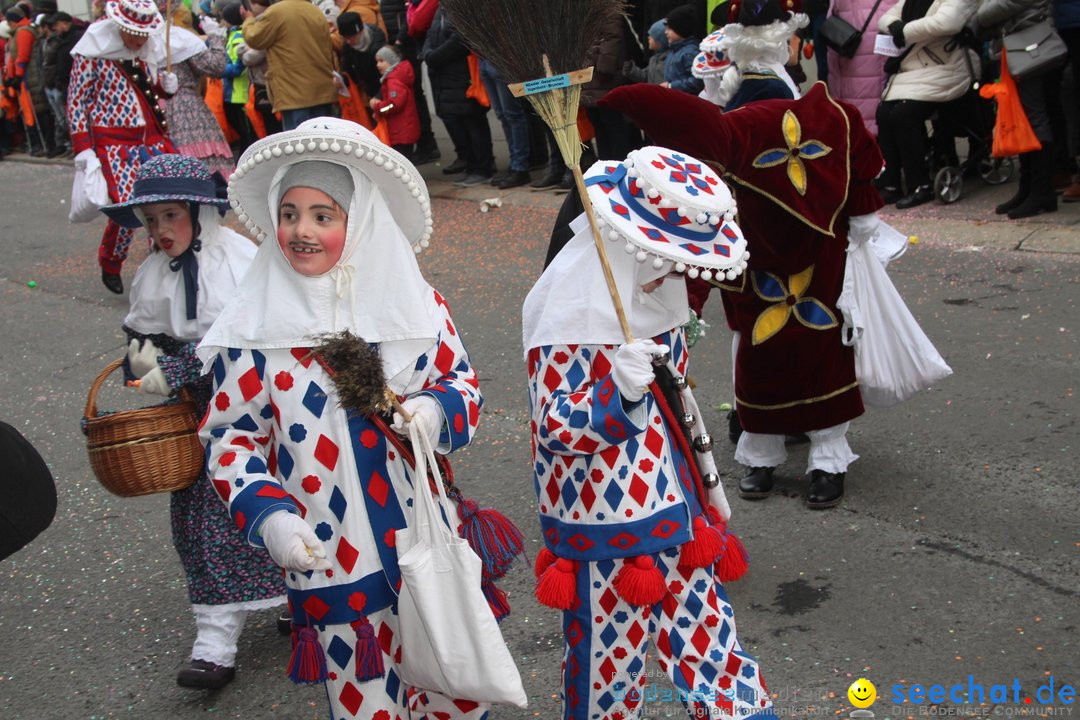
[165,0,173,72]
[442,0,634,342]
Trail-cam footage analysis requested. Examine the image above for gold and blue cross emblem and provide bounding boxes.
[751,110,832,196]
[750,266,837,345]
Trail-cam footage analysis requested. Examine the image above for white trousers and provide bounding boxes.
[734,421,858,474]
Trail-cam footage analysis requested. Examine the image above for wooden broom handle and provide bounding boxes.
[165,0,172,72]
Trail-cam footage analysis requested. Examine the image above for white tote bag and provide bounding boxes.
[395,422,528,708]
[837,238,952,408]
[69,149,111,223]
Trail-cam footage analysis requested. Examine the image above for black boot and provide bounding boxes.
[1008,145,1058,219]
[530,161,565,190]
[101,269,124,294]
[806,469,845,509]
[995,153,1032,214]
[727,409,742,444]
[738,466,774,499]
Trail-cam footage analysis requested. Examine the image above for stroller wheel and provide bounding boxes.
[934,166,963,204]
[979,156,1014,185]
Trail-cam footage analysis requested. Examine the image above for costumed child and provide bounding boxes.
[369,43,419,159]
[603,63,949,510]
[523,146,777,720]
[100,153,286,689]
[198,117,490,720]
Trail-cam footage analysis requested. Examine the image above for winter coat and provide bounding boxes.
[241,0,338,112]
[625,47,670,84]
[581,13,632,106]
[339,22,385,98]
[419,7,479,116]
[381,0,408,43]
[1054,0,1080,30]
[976,0,1053,35]
[826,0,890,134]
[665,36,706,94]
[6,21,47,114]
[372,60,420,145]
[42,24,82,91]
[879,0,979,103]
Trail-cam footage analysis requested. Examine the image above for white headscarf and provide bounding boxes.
[198,161,441,393]
[522,213,689,357]
[124,205,258,342]
[70,18,206,77]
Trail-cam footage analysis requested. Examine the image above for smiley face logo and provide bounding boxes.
[848,678,877,708]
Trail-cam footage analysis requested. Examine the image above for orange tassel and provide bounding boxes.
[535,556,577,610]
[613,555,667,606]
[534,547,557,578]
[678,515,725,569]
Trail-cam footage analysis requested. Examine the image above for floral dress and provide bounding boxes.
[123,325,284,607]
[162,35,235,179]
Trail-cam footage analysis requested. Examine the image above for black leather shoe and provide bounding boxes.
[498,169,531,189]
[727,409,742,444]
[176,659,236,689]
[895,184,934,209]
[277,612,292,636]
[530,166,564,190]
[412,147,441,165]
[806,469,845,509]
[441,158,468,175]
[101,270,124,294]
[738,466,774,499]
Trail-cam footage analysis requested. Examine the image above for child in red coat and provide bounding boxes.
[369,44,420,158]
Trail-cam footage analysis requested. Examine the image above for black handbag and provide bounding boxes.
[820,0,885,59]
[1002,19,1068,79]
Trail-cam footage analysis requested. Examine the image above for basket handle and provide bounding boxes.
[84,358,125,421]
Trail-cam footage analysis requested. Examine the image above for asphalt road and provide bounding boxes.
[0,158,1077,720]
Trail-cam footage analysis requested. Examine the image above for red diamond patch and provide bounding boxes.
[336,537,359,573]
[314,434,339,471]
[237,366,263,402]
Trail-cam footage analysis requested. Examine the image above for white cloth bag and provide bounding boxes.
[395,421,528,708]
[69,149,111,223]
[837,228,952,408]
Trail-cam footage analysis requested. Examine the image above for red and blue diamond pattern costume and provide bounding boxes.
[200,292,488,720]
[67,50,174,273]
[528,328,776,720]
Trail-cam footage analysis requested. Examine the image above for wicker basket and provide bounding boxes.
[84,358,203,497]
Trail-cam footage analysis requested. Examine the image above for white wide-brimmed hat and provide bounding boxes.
[104,0,164,35]
[228,116,432,252]
[582,146,749,282]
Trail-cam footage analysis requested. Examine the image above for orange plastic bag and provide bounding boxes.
[244,90,268,140]
[577,107,595,143]
[373,118,392,145]
[466,54,491,108]
[979,50,1042,157]
[339,75,374,130]
[204,78,239,144]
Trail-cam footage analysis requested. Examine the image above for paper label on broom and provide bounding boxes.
[522,73,573,95]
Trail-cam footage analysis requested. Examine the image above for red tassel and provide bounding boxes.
[534,546,558,578]
[535,556,578,610]
[457,497,526,582]
[705,506,750,582]
[351,615,385,682]
[482,581,511,621]
[613,555,668,606]
[678,515,726,569]
[286,625,328,684]
[715,530,749,582]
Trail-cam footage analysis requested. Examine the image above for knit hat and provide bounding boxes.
[582,146,748,281]
[737,0,790,27]
[47,10,71,23]
[3,7,25,21]
[104,0,164,35]
[102,154,229,228]
[375,44,401,64]
[647,18,668,49]
[665,4,699,39]
[278,161,355,214]
[336,10,362,36]
[220,1,241,26]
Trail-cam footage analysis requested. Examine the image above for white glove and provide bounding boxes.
[199,14,226,37]
[612,339,668,403]
[390,395,444,450]
[138,366,172,396]
[258,511,332,572]
[127,338,161,378]
[160,70,178,94]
